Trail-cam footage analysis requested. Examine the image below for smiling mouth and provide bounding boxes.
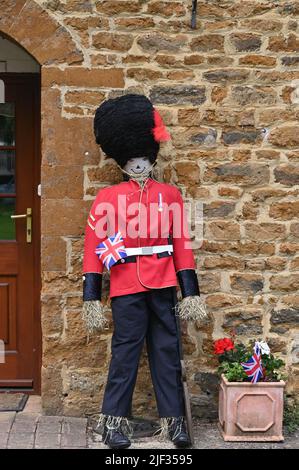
[131,167,146,174]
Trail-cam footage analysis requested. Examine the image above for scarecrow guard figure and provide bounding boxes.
[82,94,207,449]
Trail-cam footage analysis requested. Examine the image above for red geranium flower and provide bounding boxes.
[214,338,235,355]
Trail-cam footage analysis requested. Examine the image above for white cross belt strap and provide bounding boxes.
[125,245,173,256]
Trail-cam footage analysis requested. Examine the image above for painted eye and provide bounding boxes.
[142,157,148,161]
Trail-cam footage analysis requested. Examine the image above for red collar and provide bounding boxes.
[129,177,154,191]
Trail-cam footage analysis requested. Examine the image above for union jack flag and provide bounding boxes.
[95,231,127,271]
[241,342,264,383]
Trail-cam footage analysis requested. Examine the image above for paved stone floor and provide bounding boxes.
[0,397,297,449]
[0,396,87,449]
[0,413,87,449]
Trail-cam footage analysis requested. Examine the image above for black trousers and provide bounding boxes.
[101,287,185,418]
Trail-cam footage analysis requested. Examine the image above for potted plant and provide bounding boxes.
[214,335,286,442]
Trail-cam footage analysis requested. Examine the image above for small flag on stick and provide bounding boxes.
[241,342,264,383]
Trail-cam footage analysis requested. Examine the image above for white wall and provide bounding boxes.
[0,36,40,73]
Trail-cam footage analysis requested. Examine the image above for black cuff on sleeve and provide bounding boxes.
[83,273,102,301]
[177,269,200,298]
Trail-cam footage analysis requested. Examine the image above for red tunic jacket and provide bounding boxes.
[82,177,196,298]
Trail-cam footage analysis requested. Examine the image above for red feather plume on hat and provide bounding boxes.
[152,109,171,142]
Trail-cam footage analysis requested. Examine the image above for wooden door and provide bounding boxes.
[0,73,41,392]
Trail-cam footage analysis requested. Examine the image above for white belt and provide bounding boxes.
[125,245,173,256]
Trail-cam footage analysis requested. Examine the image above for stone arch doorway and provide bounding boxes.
[0,34,41,392]
[0,1,83,396]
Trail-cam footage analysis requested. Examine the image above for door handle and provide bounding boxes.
[11,208,32,243]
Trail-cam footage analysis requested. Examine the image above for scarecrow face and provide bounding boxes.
[123,157,152,175]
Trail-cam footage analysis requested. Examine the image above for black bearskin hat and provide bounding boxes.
[93,94,170,168]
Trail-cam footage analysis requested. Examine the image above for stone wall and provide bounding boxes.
[1,0,298,418]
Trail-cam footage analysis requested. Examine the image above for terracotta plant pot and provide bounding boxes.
[218,374,285,442]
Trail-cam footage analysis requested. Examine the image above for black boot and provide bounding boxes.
[168,417,191,448]
[102,417,131,449]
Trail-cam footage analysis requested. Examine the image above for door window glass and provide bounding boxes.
[0,150,15,194]
[0,103,16,239]
[0,103,15,146]
[0,198,15,239]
